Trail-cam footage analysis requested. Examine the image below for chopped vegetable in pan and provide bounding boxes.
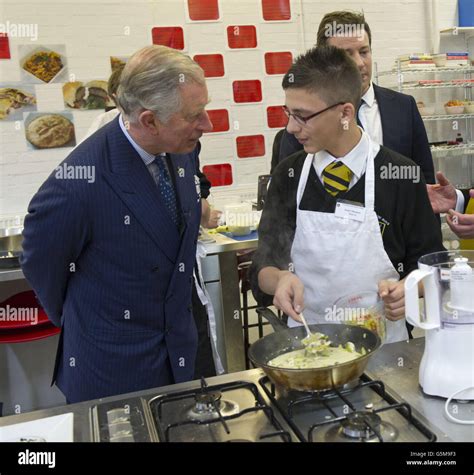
[268,334,363,369]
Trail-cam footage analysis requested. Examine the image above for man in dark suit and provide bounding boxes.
[271,10,435,185]
[428,171,474,238]
[20,45,213,403]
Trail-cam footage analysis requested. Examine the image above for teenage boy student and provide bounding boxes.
[251,46,443,343]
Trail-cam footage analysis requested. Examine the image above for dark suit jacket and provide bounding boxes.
[21,117,202,403]
[270,84,435,184]
[461,189,472,212]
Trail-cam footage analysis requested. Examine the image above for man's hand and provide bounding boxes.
[201,198,222,229]
[273,271,305,323]
[447,207,474,239]
[378,279,405,321]
[205,209,222,229]
[426,171,457,214]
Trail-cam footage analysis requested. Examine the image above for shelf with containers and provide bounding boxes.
[375,52,474,251]
[374,62,474,191]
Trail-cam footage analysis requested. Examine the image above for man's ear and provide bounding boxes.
[138,110,160,135]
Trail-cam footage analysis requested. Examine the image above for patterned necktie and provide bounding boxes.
[322,161,353,196]
[153,155,180,227]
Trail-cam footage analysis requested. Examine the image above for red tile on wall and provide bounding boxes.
[188,0,220,20]
[267,106,287,128]
[151,27,184,50]
[203,164,233,186]
[236,135,265,158]
[193,54,225,77]
[265,52,293,75]
[262,0,291,21]
[232,80,262,103]
[0,34,11,59]
[206,109,230,132]
[227,25,257,49]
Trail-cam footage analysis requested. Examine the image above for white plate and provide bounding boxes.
[0,413,74,442]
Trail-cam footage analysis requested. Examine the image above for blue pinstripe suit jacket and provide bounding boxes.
[21,117,202,403]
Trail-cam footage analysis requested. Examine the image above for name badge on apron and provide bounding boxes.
[334,200,366,222]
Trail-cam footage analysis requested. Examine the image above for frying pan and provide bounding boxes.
[248,308,381,392]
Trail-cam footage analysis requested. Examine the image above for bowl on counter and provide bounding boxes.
[444,105,465,114]
[332,291,386,343]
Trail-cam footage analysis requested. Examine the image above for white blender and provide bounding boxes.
[405,251,474,421]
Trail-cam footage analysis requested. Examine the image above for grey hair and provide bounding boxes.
[117,45,205,124]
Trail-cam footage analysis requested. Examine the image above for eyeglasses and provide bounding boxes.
[283,102,345,126]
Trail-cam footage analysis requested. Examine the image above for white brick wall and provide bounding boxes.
[0,0,459,217]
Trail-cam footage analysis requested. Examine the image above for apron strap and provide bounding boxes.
[364,134,379,211]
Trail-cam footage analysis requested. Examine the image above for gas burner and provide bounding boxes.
[186,391,239,422]
[324,416,399,442]
[341,411,381,439]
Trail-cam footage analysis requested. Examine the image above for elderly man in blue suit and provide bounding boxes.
[21,45,213,403]
[271,10,435,185]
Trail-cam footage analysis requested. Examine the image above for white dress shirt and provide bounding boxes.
[313,130,380,190]
[358,83,384,146]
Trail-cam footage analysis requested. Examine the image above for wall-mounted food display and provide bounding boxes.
[0,84,37,120]
[23,112,75,149]
[110,56,128,72]
[63,80,114,110]
[19,45,67,84]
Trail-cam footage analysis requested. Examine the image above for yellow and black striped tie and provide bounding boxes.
[322,161,353,196]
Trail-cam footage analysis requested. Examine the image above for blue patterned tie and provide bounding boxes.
[153,155,180,227]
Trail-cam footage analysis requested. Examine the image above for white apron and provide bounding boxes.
[289,133,408,344]
[194,242,225,374]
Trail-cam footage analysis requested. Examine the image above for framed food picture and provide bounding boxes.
[23,111,76,149]
[0,84,37,121]
[62,80,115,110]
[110,56,128,72]
[19,44,68,84]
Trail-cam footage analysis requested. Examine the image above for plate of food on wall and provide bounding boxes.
[0,84,37,121]
[62,80,115,110]
[19,44,68,84]
[23,111,76,149]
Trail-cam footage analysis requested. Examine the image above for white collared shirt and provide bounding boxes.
[312,130,380,190]
[358,83,384,146]
[118,113,168,185]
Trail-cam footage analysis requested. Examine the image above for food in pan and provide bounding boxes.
[268,332,363,369]
[22,50,63,83]
[0,88,36,120]
[26,114,75,148]
[63,80,114,109]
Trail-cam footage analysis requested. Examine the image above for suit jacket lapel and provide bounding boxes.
[102,118,181,262]
[373,84,399,151]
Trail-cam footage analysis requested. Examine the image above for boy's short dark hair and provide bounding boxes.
[282,46,362,109]
[316,10,371,47]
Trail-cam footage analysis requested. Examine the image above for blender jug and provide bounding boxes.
[405,251,474,403]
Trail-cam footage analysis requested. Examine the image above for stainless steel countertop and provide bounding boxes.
[0,268,24,282]
[366,337,474,442]
[0,232,258,283]
[0,338,472,442]
[200,231,258,254]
